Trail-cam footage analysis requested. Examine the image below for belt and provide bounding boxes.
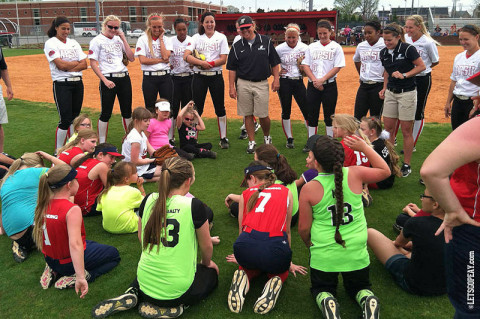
[455,94,471,101]
[387,86,415,94]
[105,72,128,78]
[239,77,265,82]
[281,76,302,80]
[416,72,431,77]
[195,70,222,76]
[361,80,382,85]
[56,76,82,82]
[309,78,336,85]
[143,70,170,76]
[172,72,192,77]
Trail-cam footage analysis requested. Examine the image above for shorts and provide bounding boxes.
[385,254,414,294]
[383,89,416,121]
[139,162,157,180]
[236,78,269,118]
[0,85,7,124]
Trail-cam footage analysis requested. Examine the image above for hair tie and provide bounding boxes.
[111,169,115,173]
[19,157,24,161]
[276,153,281,159]
[45,172,49,178]
[164,168,171,174]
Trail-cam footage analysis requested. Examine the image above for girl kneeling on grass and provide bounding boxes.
[57,129,98,166]
[298,135,390,319]
[97,161,145,234]
[33,164,120,295]
[91,157,218,319]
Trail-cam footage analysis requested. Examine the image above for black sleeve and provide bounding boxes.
[191,198,208,229]
[402,216,416,239]
[406,44,420,61]
[268,39,281,67]
[226,45,238,71]
[0,48,7,70]
[379,49,386,67]
[138,193,153,219]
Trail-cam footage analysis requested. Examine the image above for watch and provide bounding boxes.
[402,73,407,79]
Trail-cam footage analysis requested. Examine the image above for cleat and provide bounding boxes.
[321,296,341,319]
[392,223,403,234]
[302,144,310,153]
[253,276,282,314]
[92,288,138,318]
[219,138,230,149]
[12,241,27,263]
[238,129,248,140]
[40,263,55,289]
[264,136,272,145]
[246,141,256,154]
[169,139,176,147]
[138,302,183,318]
[401,163,411,177]
[54,270,90,289]
[363,296,380,319]
[228,269,250,313]
[286,138,294,149]
[254,122,261,133]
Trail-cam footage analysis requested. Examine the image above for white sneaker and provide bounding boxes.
[264,136,272,144]
[254,122,261,133]
[246,141,256,154]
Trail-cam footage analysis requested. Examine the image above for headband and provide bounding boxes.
[384,26,399,34]
[286,26,300,32]
[49,167,77,189]
[149,15,162,21]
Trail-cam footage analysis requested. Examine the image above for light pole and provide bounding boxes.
[209,1,212,11]
[15,0,20,36]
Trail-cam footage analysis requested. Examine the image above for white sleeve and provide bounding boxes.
[74,40,87,60]
[88,37,100,61]
[450,56,459,81]
[334,44,346,68]
[44,39,60,62]
[302,46,311,66]
[165,36,173,51]
[220,34,229,55]
[353,46,361,62]
[134,36,147,57]
[128,130,143,145]
[428,41,440,63]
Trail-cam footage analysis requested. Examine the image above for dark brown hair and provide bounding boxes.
[47,16,70,38]
[244,161,277,212]
[198,12,215,35]
[255,144,296,185]
[98,161,137,201]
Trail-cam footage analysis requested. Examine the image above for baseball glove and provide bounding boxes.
[122,52,129,66]
[297,56,306,77]
[192,49,205,69]
[153,145,178,166]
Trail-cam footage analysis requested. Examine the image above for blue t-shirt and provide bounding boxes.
[1,167,47,236]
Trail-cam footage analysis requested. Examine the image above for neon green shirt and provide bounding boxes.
[276,179,298,216]
[310,167,369,272]
[97,185,143,234]
[67,132,78,144]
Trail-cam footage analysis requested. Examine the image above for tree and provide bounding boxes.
[358,0,380,21]
[333,0,361,17]
[257,8,265,13]
[226,5,240,13]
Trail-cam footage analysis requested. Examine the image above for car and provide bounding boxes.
[129,29,143,38]
[352,26,364,35]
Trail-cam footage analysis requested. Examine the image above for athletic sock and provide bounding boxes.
[168,118,176,140]
[122,117,132,133]
[282,119,292,138]
[355,289,375,308]
[412,119,424,147]
[55,127,68,151]
[326,126,333,137]
[68,124,74,138]
[97,119,109,143]
[315,292,335,308]
[308,126,317,138]
[218,115,227,139]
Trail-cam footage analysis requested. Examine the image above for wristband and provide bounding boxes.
[207,61,215,67]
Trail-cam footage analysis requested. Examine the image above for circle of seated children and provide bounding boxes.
[1,151,65,262]
[57,129,98,167]
[91,157,218,318]
[33,164,120,295]
[67,114,93,144]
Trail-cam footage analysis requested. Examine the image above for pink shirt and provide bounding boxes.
[147,118,171,149]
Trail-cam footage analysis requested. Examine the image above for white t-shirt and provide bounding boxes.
[405,34,439,75]
[451,50,480,97]
[44,37,87,81]
[122,128,150,176]
[186,31,229,72]
[134,34,173,71]
[170,35,194,75]
[302,40,345,80]
[353,37,385,83]
[88,34,128,74]
[276,41,308,78]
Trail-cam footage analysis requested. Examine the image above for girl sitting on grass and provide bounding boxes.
[33,164,120,295]
[57,129,98,166]
[97,161,145,234]
[67,114,93,143]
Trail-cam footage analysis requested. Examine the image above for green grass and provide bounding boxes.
[2,48,45,57]
[0,99,454,318]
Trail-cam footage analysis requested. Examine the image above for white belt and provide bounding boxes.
[362,80,381,85]
[55,76,82,82]
[195,71,222,76]
[172,72,192,77]
[105,72,128,78]
[455,94,471,101]
[143,70,170,76]
[281,76,302,80]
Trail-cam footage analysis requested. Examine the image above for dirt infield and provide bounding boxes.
[8,46,460,124]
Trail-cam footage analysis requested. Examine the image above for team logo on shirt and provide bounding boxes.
[312,50,334,61]
[196,40,220,52]
[88,49,94,55]
[102,43,123,53]
[258,45,266,51]
[59,49,79,60]
[136,47,141,52]
[454,65,477,77]
[360,51,380,62]
[48,50,55,56]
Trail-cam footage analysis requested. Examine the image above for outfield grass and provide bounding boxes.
[2,48,45,57]
[0,99,454,318]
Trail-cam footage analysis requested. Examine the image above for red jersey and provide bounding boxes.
[74,158,104,215]
[42,199,86,263]
[58,147,84,165]
[450,162,480,221]
[241,183,289,236]
[341,138,370,168]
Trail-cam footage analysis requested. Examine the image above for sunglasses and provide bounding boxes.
[420,194,434,200]
[184,117,194,121]
[107,25,119,30]
[240,26,251,31]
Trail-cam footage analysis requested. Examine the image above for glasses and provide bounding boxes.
[420,194,434,200]
[107,25,119,30]
[80,123,91,127]
[184,117,194,121]
[240,26,250,31]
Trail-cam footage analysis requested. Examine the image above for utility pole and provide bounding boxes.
[95,0,100,36]
[309,0,313,11]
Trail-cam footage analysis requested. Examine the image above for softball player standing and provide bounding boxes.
[405,15,440,150]
[276,23,308,149]
[89,15,135,143]
[45,16,87,151]
[184,12,230,149]
[135,13,173,114]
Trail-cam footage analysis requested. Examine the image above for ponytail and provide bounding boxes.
[47,16,69,38]
[146,13,164,58]
[255,144,296,184]
[243,161,278,212]
[1,153,44,188]
[98,161,137,202]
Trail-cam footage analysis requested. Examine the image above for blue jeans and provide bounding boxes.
[385,254,414,294]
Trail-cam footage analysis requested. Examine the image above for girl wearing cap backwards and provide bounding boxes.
[298,135,390,319]
[33,164,120,294]
[73,143,125,217]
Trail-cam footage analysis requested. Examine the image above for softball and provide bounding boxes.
[199,54,206,61]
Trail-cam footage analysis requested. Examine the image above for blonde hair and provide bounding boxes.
[102,15,121,34]
[72,114,91,133]
[331,114,371,145]
[1,153,44,188]
[57,129,98,154]
[32,164,74,251]
[285,23,300,35]
[406,15,440,45]
[98,161,137,201]
[145,12,164,59]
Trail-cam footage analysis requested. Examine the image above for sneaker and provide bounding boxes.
[302,144,310,153]
[392,223,403,234]
[92,288,138,318]
[286,138,294,149]
[138,302,183,318]
[219,138,230,149]
[240,123,246,130]
[253,276,283,314]
[228,269,250,313]
[264,136,272,145]
[254,122,261,133]
[362,190,372,208]
[400,147,416,155]
[401,163,411,177]
[12,241,27,263]
[363,295,380,319]
[246,141,256,154]
[238,129,248,140]
[54,270,91,289]
[40,263,55,289]
[320,296,341,319]
[169,139,176,147]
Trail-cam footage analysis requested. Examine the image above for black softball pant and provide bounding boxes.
[354,82,384,120]
[306,81,338,127]
[99,75,132,122]
[53,80,84,130]
[278,77,308,120]
[451,96,473,130]
[310,266,372,299]
[191,73,226,117]
[172,75,193,118]
[415,73,432,121]
[142,74,173,113]
[181,142,212,156]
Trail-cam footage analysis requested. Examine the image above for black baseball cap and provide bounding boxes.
[237,15,253,28]
[240,164,272,187]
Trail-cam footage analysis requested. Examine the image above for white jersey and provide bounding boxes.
[302,40,345,80]
[134,34,172,72]
[353,37,385,83]
[405,34,439,76]
[121,128,150,176]
[186,31,229,72]
[170,35,194,75]
[88,34,128,74]
[44,37,87,81]
[451,50,480,97]
[276,41,308,78]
